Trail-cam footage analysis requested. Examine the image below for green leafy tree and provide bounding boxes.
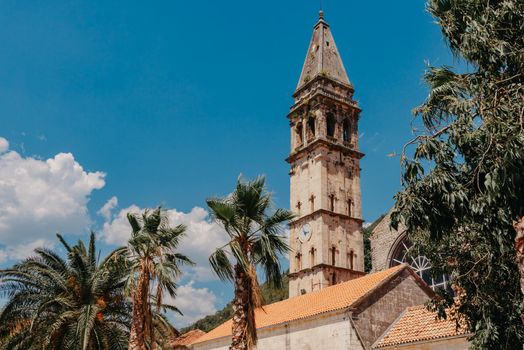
[125,207,194,350]
[206,176,293,350]
[0,233,130,350]
[391,0,524,348]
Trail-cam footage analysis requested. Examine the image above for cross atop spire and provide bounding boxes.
[296,11,351,91]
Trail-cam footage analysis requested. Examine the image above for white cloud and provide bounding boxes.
[0,142,105,261]
[100,204,141,245]
[167,281,218,327]
[98,196,118,221]
[101,205,226,326]
[101,206,229,282]
[168,207,229,279]
[0,239,49,264]
[0,137,9,154]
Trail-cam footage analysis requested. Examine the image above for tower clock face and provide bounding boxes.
[299,223,312,242]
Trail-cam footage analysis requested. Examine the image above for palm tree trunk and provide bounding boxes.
[515,217,524,323]
[129,268,150,350]
[230,264,249,350]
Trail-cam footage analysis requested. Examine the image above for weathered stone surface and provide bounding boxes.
[370,211,406,272]
[296,11,351,90]
[352,269,432,349]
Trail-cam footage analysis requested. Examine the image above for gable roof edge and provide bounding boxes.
[350,264,435,313]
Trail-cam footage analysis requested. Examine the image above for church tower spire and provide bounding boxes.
[296,11,351,90]
[287,11,365,298]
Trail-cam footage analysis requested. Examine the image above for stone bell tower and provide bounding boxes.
[288,11,365,298]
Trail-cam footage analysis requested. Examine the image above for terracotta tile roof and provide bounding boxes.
[373,305,470,348]
[172,329,206,347]
[195,265,407,345]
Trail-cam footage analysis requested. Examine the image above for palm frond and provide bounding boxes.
[209,248,234,281]
[0,235,130,350]
[56,233,72,252]
[127,212,142,236]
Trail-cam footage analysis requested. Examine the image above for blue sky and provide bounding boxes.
[0,0,456,326]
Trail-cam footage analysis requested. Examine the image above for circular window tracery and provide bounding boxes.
[389,236,450,291]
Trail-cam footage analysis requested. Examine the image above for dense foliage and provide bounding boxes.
[391,0,524,348]
[0,234,130,350]
[0,212,189,350]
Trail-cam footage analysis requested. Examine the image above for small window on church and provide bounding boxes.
[329,194,335,212]
[348,250,354,270]
[327,114,336,138]
[331,273,336,285]
[296,253,302,271]
[307,117,316,138]
[343,119,350,142]
[296,124,303,146]
[310,247,316,267]
[347,199,352,217]
[331,247,336,266]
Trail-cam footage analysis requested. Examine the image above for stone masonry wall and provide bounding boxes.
[370,211,405,272]
[353,270,432,349]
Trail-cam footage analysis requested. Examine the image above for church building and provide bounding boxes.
[186,11,470,350]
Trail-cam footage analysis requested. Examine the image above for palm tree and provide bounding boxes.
[207,176,293,350]
[125,207,194,350]
[0,233,130,350]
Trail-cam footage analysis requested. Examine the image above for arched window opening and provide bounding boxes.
[329,194,335,212]
[390,236,451,292]
[347,199,352,217]
[343,119,350,142]
[331,247,336,266]
[327,114,336,138]
[331,273,337,285]
[307,117,316,139]
[348,250,354,270]
[296,124,303,146]
[310,247,316,267]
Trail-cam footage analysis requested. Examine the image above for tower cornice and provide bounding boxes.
[288,264,366,279]
[293,74,354,100]
[289,209,364,226]
[286,138,364,164]
[289,90,361,117]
